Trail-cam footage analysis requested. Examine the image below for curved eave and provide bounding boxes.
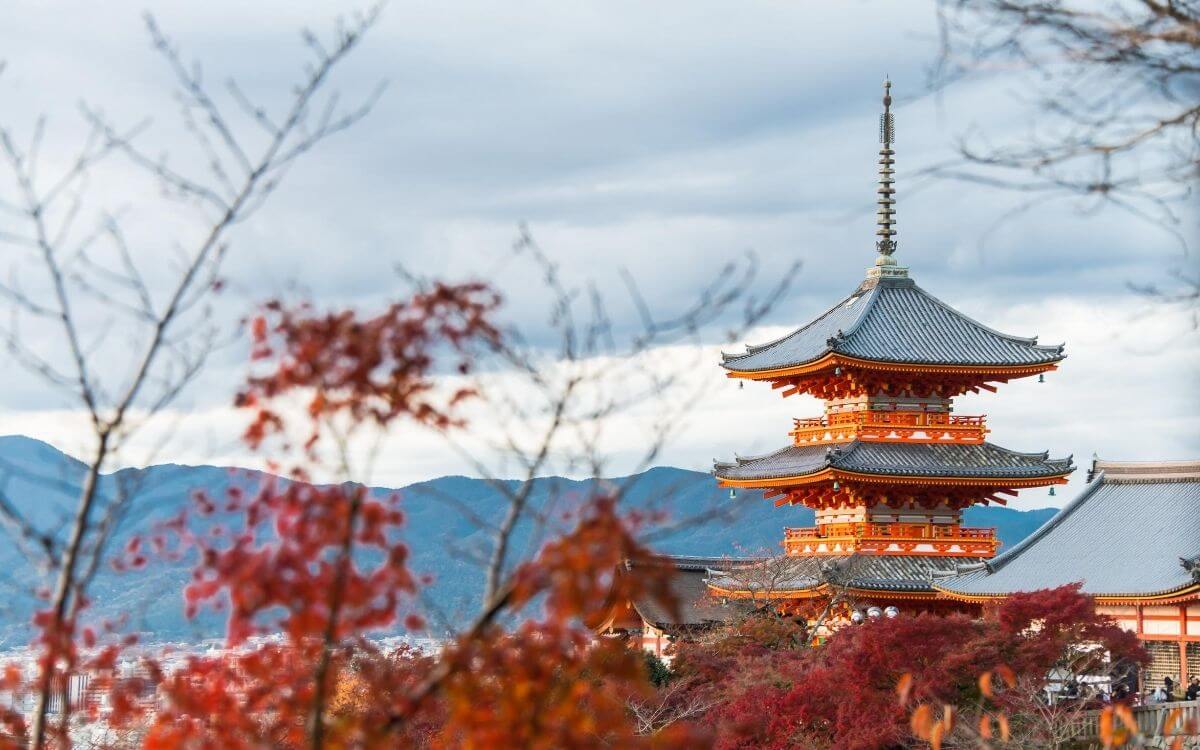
[724,352,1063,381]
[715,466,1072,489]
[933,582,1200,606]
[707,583,944,602]
[628,600,680,630]
[707,583,829,600]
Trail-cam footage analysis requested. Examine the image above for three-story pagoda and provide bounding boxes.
[708,82,1073,611]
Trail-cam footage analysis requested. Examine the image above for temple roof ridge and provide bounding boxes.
[720,284,879,364]
[902,281,1059,349]
[981,472,1106,576]
[1090,457,1200,483]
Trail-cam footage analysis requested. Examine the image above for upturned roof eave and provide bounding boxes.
[719,283,879,365]
[713,441,1075,486]
[721,350,1065,378]
[714,464,1074,488]
[933,580,1200,604]
[720,277,1066,375]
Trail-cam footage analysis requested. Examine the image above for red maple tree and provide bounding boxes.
[71,281,690,750]
[684,586,1145,750]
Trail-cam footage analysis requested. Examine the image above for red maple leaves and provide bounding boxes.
[16,279,1148,750]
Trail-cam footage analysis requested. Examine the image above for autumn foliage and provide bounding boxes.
[667,586,1147,750]
[11,281,691,750]
[7,281,1161,750]
[240,280,503,452]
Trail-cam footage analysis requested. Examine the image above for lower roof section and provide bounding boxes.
[618,556,753,629]
[614,554,987,630]
[714,441,1073,484]
[935,459,1200,601]
[706,554,985,596]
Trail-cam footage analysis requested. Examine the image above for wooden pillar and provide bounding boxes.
[1136,605,1145,695]
[1181,605,1190,688]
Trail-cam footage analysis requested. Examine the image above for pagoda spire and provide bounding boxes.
[868,79,907,280]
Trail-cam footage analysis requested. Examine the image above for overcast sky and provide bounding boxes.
[1,1,1197,509]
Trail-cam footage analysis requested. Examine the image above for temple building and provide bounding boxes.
[706,80,1072,618]
[595,83,1197,674]
[593,556,744,660]
[935,458,1200,689]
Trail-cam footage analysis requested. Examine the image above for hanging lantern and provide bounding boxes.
[1039,373,1045,383]
[832,480,841,492]
[729,488,737,499]
[1048,486,1056,497]
[738,381,744,390]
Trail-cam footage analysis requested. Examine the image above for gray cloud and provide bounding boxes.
[1,1,1196,499]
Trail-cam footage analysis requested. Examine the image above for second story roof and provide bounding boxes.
[715,441,1074,483]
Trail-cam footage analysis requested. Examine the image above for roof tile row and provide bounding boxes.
[722,276,1064,372]
[715,441,1073,482]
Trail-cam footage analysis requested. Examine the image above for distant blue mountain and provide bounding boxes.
[0,435,1058,646]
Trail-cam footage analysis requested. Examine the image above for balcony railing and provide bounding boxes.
[791,411,988,446]
[783,522,999,557]
[786,523,996,541]
[1068,701,1200,742]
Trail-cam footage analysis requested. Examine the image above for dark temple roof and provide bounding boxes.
[706,554,983,595]
[721,276,1064,373]
[627,555,987,628]
[714,441,1073,482]
[622,556,752,628]
[935,459,1200,599]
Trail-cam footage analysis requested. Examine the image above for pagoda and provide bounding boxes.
[707,82,1074,612]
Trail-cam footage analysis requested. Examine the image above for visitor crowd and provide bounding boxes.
[1145,675,1200,704]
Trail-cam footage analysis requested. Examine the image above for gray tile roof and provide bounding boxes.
[714,441,1073,482]
[630,555,987,628]
[721,276,1064,372]
[706,554,982,595]
[624,557,750,628]
[935,461,1200,598]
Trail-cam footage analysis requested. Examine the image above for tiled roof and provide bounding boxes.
[706,555,981,595]
[935,460,1200,599]
[624,557,749,628]
[721,276,1064,372]
[714,441,1073,482]
[629,555,987,628]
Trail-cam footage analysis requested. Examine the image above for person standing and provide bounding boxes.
[1185,677,1200,702]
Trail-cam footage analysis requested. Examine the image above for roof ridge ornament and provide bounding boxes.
[867,79,909,281]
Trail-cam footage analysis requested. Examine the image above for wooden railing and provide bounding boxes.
[1069,700,1200,742]
[785,523,996,541]
[782,523,999,557]
[791,411,988,446]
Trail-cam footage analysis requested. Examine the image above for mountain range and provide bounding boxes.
[0,435,1059,646]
